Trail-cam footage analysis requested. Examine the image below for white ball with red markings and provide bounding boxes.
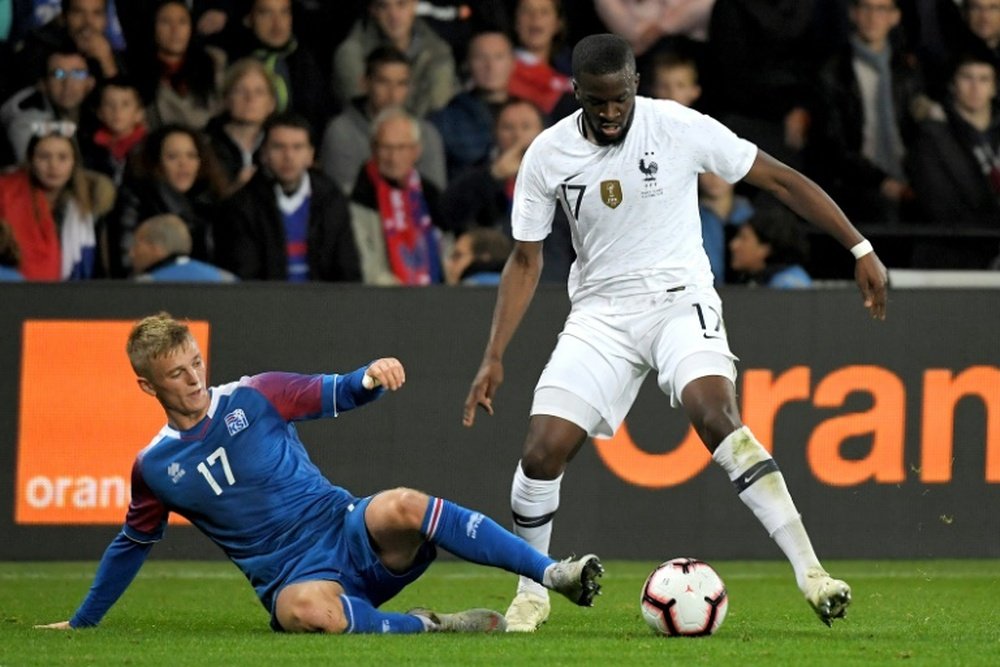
[640,557,729,637]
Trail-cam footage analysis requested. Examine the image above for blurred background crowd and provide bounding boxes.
[0,0,997,287]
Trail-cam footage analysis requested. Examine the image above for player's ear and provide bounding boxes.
[136,376,157,397]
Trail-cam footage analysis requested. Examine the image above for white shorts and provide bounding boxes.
[530,285,737,438]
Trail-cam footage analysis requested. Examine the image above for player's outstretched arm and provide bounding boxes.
[34,531,154,630]
[742,150,888,320]
[463,241,543,427]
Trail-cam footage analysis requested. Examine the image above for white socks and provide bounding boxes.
[511,461,562,597]
[713,426,822,591]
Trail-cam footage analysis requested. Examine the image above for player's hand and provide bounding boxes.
[855,252,888,320]
[462,359,503,427]
[364,357,405,391]
[34,621,72,630]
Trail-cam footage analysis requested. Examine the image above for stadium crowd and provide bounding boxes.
[0,0,997,284]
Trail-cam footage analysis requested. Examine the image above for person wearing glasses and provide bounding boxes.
[1,46,96,164]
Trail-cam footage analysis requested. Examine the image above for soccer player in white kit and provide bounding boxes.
[463,34,888,632]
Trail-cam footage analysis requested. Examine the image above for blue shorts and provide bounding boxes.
[269,493,437,631]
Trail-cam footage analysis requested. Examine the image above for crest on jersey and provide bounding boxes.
[224,408,249,436]
[167,462,185,484]
[639,153,659,182]
[600,180,623,208]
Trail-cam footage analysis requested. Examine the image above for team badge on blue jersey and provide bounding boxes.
[168,462,185,484]
[225,409,250,436]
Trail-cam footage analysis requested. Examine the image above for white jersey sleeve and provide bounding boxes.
[681,105,757,184]
[510,133,559,242]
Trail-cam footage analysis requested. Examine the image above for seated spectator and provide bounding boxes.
[1,46,96,163]
[14,0,125,93]
[508,0,576,121]
[908,53,1000,268]
[645,50,702,107]
[593,0,714,57]
[79,75,147,185]
[204,58,278,194]
[0,123,114,280]
[809,0,935,224]
[702,0,817,167]
[440,97,574,283]
[641,53,750,285]
[104,123,226,276]
[414,0,512,65]
[0,219,25,281]
[320,46,446,194]
[729,208,812,289]
[428,30,515,180]
[350,107,444,285]
[444,226,511,285]
[239,0,336,139]
[964,0,1000,68]
[128,0,226,130]
[130,213,237,281]
[333,0,457,116]
[699,172,754,286]
[215,112,361,282]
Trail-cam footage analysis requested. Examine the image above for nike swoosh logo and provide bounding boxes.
[743,469,765,485]
[703,333,721,340]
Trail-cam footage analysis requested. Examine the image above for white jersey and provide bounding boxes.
[512,96,757,302]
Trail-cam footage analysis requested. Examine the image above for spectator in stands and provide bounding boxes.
[0,123,114,280]
[14,0,124,93]
[204,58,278,194]
[810,0,933,224]
[239,0,335,140]
[729,207,812,288]
[0,219,25,281]
[702,0,817,167]
[699,172,754,286]
[440,98,574,284]
[444,226,511,285]
[593,0,714,56]
[645,51,747,285]
[428,30,515,180]
[333,0,457,116]
[508,0,576,120]
[104,124,226,276]
[80,75,147,185]
[414,0,512,65]
[645,50,701,106]
[908,53,1000,268]
[215,111,361,282]
[128,0,226,131]
[964,0,1000,67]
[2,47,96,163]
[130,212,238,281]
[320,46,446,195]
[350,107,444,285]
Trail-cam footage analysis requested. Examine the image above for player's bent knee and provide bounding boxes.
[276,584,348,633]
[379,487,430,530]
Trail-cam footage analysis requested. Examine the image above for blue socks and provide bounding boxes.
[421,497,554,583]
[340,595,425,634]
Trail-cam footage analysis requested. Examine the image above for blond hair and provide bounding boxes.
[126,312,194,378]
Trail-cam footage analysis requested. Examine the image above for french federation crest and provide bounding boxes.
[224,408,249,436]
[601,180,623,209]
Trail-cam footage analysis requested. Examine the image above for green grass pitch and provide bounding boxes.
[1,560,997,666]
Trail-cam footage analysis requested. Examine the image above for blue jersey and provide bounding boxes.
[118,370,379,614]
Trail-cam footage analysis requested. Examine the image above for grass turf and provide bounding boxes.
[1,560,997,666]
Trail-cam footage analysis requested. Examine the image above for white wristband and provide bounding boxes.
[850,239,874,260]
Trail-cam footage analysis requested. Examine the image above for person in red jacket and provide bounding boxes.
[0,122,113,280]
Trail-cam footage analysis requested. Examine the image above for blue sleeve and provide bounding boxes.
[69,531,153,628]
[333,364,386,414]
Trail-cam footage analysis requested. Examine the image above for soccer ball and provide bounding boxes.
[640,557,728,637]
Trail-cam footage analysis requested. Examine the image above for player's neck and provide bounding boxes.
[166,405,210,432]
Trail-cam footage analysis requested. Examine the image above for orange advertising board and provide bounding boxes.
[15,320,210,525]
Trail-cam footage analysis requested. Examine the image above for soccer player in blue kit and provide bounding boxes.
[37,313,603,634]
